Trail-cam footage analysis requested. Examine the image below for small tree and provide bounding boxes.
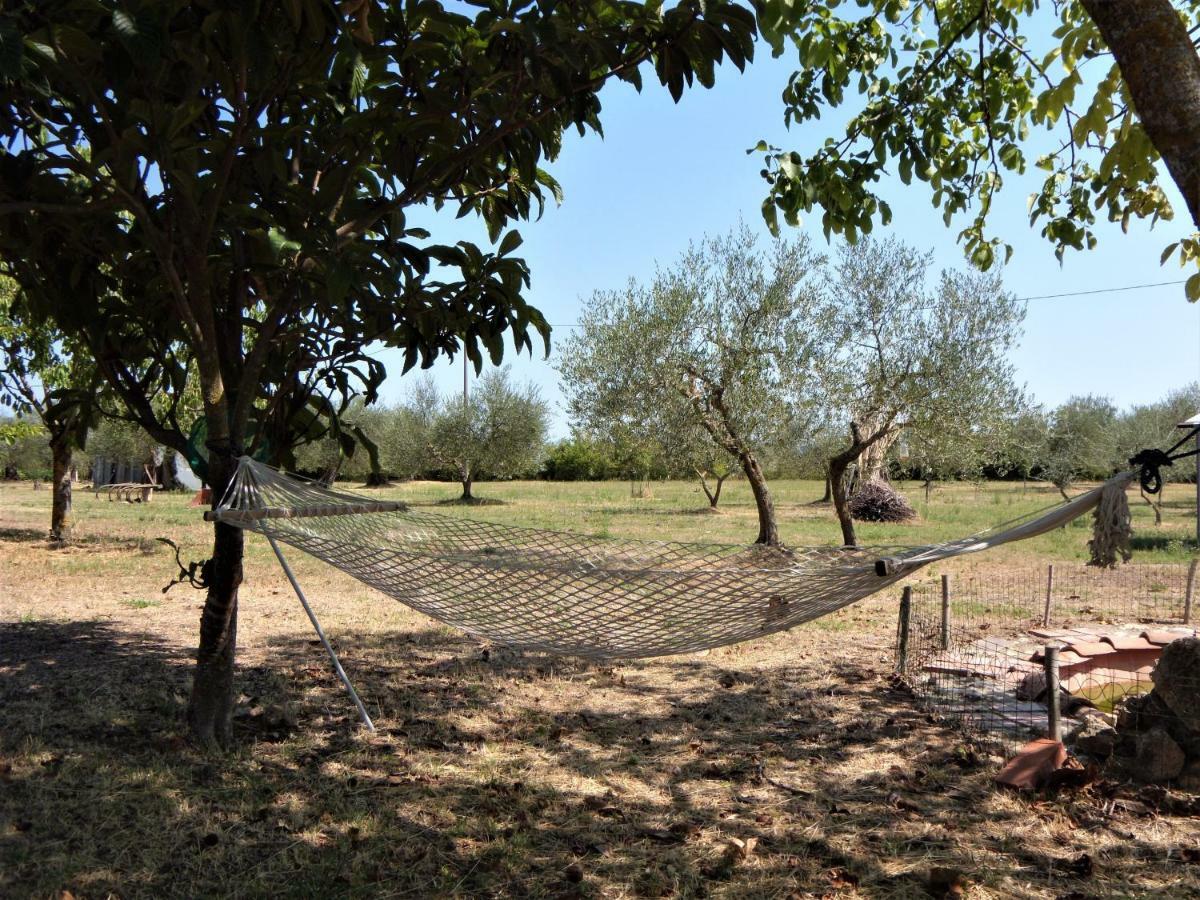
[0,282,98,542]
[0,416,50,479]
[821,239,1025,547]
[429,368,548,501]
[379,376,440,482]
[560,226,830,545]
[1041,395,1120,500]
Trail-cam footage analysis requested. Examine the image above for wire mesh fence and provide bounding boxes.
[895,560,1200,770]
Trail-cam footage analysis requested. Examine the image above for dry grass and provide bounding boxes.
[2,478,1199,899]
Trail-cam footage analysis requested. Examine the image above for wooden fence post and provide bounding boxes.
[1185,558,1197,626]
[1043,645,1061,742]
[940,574,951,651]
[897,586,912,675]
[1042,564,1055,627]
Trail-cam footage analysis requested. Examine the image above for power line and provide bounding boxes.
[1014,279,1187,302]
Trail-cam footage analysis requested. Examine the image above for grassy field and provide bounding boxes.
[2,476,1199,899]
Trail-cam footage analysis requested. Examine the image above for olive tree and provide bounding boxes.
[428,368,548,501]
[377,375,440,482]
[0,0,757,746]
[1039,395,1121,499]
[560,225,831,545]
[821,238,1026,546]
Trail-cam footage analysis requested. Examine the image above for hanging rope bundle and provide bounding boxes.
[1088,478,1133,568]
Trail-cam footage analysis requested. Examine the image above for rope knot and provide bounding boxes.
[1129,448,1173,495]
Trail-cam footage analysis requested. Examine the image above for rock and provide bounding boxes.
[1067,716,1117,759]
[1152,637,1200,733]
[1134,727,1186,784]
[1016,671,1045,702]
[1116,690,1174,733]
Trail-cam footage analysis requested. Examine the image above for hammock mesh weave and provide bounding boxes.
[211,458,1133,659]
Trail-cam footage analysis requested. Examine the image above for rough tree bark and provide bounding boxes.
[828,420,897,547]
[741,452,778,545]
[188,450,243,748]
[819,476,832,504]
[460,467,474,501]
[48,433,72,544]
[1082,0,1200,228]
[681,375,780,545]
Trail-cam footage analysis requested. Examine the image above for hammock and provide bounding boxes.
[211,457,1135,660]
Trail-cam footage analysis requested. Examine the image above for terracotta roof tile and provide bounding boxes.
[1102,634,1156,651]
[1064,641,1116,658]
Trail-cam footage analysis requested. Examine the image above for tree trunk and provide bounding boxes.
[158,452,179,490]
[187,453,243,748]
[1141,488,1164,526]
[49,435,73,544]
[461,469,473,501]
[1082,0,1200,227]
[828,455,858,547]
[696,469,728,508]
[739,452,778,545]
[820,475,832,504]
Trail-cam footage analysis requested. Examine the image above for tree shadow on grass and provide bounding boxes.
[2,620,1195,898]
[0,525,159,554]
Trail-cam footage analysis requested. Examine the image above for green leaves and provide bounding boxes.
[757,0,1196,297]
[0,0,760,471]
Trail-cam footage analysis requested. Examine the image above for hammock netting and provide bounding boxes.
[211,458,1135,660]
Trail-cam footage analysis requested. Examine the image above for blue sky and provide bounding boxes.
[374,48,1200,439]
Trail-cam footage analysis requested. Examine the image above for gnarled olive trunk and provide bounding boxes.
[49,434,73,544]
[460,467,474,501]
[187,453,243,748]
[740,452,778,545]
[828,454,858,548]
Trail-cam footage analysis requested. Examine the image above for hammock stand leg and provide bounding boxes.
[267,536,376,733]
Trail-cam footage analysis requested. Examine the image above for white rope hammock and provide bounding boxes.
[211,457,1134,661]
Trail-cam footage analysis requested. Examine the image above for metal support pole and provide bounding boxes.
[1185,558,1197,626]
[267,536,376,732]
[1042,563,1055,628]
[1043,645,1061,742]
[940,574,951,651]
[896,586,912,675]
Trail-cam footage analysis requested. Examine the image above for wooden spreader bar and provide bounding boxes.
[204,501,407,522]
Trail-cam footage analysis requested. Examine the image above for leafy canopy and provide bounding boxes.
[755,1,1200,295]
[0,0,758,474]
